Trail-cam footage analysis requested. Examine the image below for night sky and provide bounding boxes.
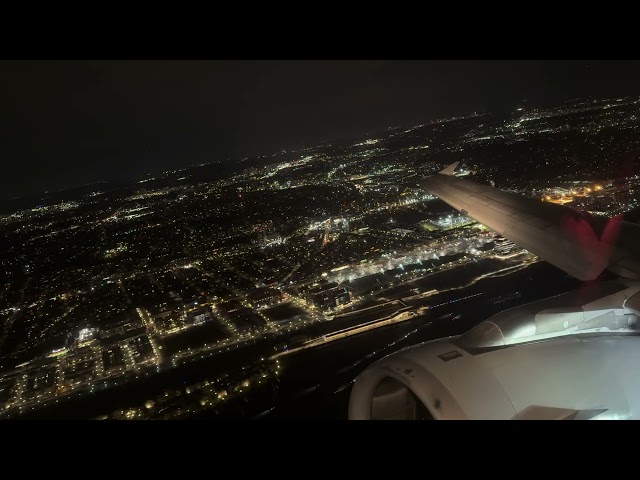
[3,60,640,198]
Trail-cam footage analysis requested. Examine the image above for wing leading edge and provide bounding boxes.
[420,164,640,281]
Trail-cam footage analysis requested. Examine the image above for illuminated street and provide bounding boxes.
[2,60,640,419]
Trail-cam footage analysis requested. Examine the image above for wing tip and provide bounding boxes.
[439,162,460,176]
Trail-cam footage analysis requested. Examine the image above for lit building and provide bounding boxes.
[185,306,215,326]
[247,287,283,308]
[308,283,351,310]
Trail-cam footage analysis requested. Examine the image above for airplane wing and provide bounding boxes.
[350,164,640,420]
[420,163,640,281]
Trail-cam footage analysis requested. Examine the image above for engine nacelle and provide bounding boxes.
[348,338,514,419]
[349,280,640,420]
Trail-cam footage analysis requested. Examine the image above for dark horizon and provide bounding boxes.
[4,62,640,420]
[3,60,640,199]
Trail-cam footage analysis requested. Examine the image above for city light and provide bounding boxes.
[2,86,640,419]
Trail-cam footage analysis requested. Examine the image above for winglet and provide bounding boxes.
[439,162,460,176]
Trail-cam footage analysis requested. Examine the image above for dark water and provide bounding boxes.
[260,261,580,419]
[19,261,579,419]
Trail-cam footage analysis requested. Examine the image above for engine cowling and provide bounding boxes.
[349,280,640,420]
[348,338,514,420]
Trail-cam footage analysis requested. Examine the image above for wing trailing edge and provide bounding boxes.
[420,170,640,281]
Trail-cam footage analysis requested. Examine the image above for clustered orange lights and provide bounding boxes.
[542,184,605,204]
[542,195,574,204]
